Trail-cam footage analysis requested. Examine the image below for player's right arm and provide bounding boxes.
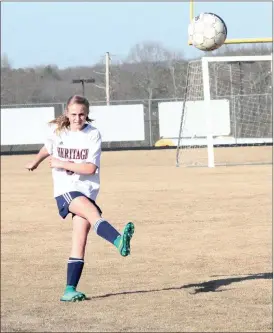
[25,145,50,171]
[26,123,56,171]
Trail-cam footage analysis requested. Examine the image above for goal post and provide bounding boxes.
[202,57,214,168]
[176,54,272,167]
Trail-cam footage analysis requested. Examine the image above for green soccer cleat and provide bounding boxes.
[116,222,135,257]
[60,285,86,302]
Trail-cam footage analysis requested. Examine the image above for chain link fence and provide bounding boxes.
[1,94,272,154]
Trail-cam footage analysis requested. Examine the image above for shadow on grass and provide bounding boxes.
[89,272,272,299]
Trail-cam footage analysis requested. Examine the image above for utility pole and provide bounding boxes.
[105,52,110,105]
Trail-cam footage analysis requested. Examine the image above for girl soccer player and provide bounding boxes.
[25,95,135,302]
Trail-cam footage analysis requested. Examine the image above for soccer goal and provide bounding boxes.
[176,55,272,167]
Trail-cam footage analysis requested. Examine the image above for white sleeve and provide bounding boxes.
[86,130,102,167]
[44,124,56,155]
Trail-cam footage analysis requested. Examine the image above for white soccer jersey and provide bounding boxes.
[44,123,101,201]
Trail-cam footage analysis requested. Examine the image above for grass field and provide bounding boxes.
[1,148,272,332]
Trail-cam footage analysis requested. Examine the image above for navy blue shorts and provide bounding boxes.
[55,191,102,219]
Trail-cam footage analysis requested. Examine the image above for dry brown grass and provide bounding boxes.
[1,148,272,332]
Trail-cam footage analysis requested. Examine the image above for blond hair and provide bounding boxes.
[49,95,92,133]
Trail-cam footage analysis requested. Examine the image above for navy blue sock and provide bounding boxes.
[67,257,84,288]
[94,219,121,245]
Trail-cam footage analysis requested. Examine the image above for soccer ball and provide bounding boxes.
[188,12,227,51]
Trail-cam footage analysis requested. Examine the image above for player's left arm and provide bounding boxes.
[49,158,97,175]
[49,130,102,175]
[51,159,97,175]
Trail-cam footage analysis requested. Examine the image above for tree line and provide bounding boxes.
[1,42,272,105]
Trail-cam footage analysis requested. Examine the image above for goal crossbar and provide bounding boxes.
[203,55,272,63]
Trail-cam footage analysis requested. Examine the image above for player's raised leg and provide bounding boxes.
[60,215,90,302]
[68,196,135,257]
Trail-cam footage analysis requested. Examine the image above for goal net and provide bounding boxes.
[176,55,272,167]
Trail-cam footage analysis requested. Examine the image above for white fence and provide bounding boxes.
[0,98,272,153]
[1,104,145,148]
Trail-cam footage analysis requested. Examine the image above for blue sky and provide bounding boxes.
[1,2,273,69]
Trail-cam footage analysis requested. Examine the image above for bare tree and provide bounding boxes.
[1,53,12,69]
[1,43,271,105]
[125,41,186,100]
